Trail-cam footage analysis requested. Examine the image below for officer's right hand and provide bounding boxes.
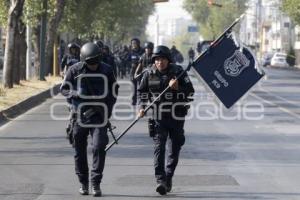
[70,90,79,99]
[138,109,145,118]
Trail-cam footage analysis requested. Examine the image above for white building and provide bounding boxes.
[294,25,300,66]
[240,0,294,56]
[148,16,198,46]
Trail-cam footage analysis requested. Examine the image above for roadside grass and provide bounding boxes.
[0,76,62,111]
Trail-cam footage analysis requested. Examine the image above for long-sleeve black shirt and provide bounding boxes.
[138,64,194,118]
[60,61,118,118]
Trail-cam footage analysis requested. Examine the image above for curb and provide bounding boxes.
[0,84,61,126]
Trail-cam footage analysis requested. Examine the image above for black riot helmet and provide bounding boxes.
[131,38,140,45]
[103,45,110,55]
[144,42,154,50]
[67,42,80,50]
[80,42,101,65]
[151,45,172,63]
[93,40,104,49]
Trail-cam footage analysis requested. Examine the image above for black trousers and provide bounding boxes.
[73,123,108,185]
[153,118,185,183]
[131,79,138,105]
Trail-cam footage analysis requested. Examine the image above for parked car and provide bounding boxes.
[270,53,289,68]
[261,52,274,67]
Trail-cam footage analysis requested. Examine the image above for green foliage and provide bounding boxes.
[282,0,300,25]
[0,0,9,26]
[183,0,246,40]
[60,0,154,42]
[24,0,57,27]
[287,47,296,66]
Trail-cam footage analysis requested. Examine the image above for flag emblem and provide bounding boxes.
[224,50,250,77]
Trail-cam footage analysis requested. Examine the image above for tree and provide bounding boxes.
[0,0,9,26]
[183,0,246,40]
[45,0,66,75]
[24,0,66,76]
[60,0,155,45]
[2,0,25,88]
[282,0,300,25]
[1,0,154,86]
[287,47,296,66]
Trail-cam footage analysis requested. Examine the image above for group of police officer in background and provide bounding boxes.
[60,38,194,196]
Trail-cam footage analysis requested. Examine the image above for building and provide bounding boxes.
[294,25,300,66]
[240,0,294,58]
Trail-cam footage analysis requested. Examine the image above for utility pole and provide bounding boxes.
[26,24,32,80]
[256,0,262,59]
[53,38,58,76]
[39,0,47,80]
[155,14,159,46]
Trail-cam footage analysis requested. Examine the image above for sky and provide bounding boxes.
[151,0,192,20]
[146,0,192,38]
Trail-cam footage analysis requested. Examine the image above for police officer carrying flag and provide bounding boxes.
[137,45,194,195]
[60,42,118,197]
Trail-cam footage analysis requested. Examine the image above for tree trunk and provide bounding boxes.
[2,0,25,88]
[19,25,27,80]
[45,0,66,75]
[33,25,41,77]
[13,20,26,83]
[13,31,20,84]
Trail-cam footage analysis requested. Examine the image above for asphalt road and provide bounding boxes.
[0,66,300,200]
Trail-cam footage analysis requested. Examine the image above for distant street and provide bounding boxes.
[0,66,300,199]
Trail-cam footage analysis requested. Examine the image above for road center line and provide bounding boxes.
[250,93,300,120]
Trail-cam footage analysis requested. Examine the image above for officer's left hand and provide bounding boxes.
[169,78,178,90]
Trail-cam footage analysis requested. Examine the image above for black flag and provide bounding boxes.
[192,33,265,109]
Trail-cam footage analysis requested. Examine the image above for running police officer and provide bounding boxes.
[137,45,194,195]
[60,42,118,197]
[60,42,80,76]
[134,41,154,80]
[188,47,195,64]
[128,38,144,105]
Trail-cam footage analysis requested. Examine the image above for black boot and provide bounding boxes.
[91,184,102,197]
[166,177,172,192]
[156,182,167,195]
[79,183,89,195]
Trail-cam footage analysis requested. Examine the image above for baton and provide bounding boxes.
[105,14,245,152]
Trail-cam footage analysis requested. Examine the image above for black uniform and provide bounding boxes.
[134,52,152,78]
[61,54,80,73]
[188,48,195,63]
[170,46,184,64]
[102,46,117,77]
[138,64,194,186]
[60,61,118,187]
[128,48,144,105]
[119,46,130,77]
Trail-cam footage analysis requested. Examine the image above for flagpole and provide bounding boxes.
[105,14,245,152]
[193,14,245,65]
